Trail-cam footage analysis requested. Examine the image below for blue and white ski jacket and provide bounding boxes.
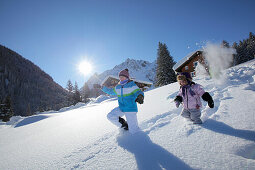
[102,81,144,112]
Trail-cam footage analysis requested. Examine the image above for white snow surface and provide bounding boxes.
[1,60,255,170]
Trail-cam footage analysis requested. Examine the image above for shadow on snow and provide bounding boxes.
[202,119,255,142]
[15,115,49,128]
[117,131,193,170]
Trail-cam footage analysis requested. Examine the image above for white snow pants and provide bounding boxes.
[107,107,140,134]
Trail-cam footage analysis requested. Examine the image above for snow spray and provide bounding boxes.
[202,43,236,82]
[195,62,208,78]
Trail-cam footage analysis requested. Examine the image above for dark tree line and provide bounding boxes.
[220,32,255,67]
[232,32,255,66]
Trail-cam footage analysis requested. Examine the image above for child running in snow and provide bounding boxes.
[174,72,214,124]
[98,69,144,134]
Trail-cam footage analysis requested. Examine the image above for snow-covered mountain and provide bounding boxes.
[85,58,156,89]
[1,60,255,169]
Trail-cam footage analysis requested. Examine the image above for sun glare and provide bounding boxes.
[78,61,93,76]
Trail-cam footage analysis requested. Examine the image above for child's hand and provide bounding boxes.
[202,92,214,108]
[174,96,182,108]
[174,96,182,103]
[175,101,180,108]
[208,99,214,108]
[135,94,144,104]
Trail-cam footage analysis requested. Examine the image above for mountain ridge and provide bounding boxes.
[0,44,68,116]
[85,58,156,90]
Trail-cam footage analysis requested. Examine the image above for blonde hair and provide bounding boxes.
[177,75,186,81]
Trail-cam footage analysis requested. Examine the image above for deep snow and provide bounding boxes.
[0,60,255,170]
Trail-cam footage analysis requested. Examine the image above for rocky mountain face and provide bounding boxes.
[0,45,69,116]
[83,58,156,97]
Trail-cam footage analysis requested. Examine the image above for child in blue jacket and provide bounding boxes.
[101,69,144,134]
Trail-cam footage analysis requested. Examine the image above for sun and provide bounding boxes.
[78,61,93,76]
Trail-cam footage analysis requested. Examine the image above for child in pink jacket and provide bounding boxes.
[174,72,214,124]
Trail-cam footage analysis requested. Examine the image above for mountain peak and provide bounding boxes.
[84,58,156,91]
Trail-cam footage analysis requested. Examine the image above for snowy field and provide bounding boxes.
[0,60,255,170]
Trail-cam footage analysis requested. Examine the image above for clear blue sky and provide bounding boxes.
[1,0,255,88]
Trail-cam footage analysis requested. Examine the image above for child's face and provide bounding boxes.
[119,76,127,81]
[178,79,188,86]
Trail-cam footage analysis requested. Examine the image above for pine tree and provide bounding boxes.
[66,80,74,105]
[221,40,230,48]
[0,96,14,122]
[66,80,73,92]
[238,40,249,64]
[247,32,255,60]
[73,81,82,105]
[221,40,235,67]
[155,42,176,87]
[82,83,90,103]
[26,103,32,116]
[232,42,239,66]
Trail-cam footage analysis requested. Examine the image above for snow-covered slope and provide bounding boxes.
[85,58,156,88]
[1,60,255,170]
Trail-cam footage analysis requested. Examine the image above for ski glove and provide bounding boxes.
[208,99,214,108]
[174,96,183,103]
[135,94,144,104]
[174,96,182,108]
[202,92,214,108]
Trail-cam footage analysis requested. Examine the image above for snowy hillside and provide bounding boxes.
[85,58,156,88]
[1,60,255,170]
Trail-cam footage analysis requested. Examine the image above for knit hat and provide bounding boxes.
[119,69,130,79]
[177,72,192,83]
[181,72,192,80]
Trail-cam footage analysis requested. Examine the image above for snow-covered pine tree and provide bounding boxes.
[155,42,176,87]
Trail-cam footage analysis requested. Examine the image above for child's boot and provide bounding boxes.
[119,117,129,130]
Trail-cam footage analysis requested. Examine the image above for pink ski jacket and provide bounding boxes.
[177,83,205,110]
